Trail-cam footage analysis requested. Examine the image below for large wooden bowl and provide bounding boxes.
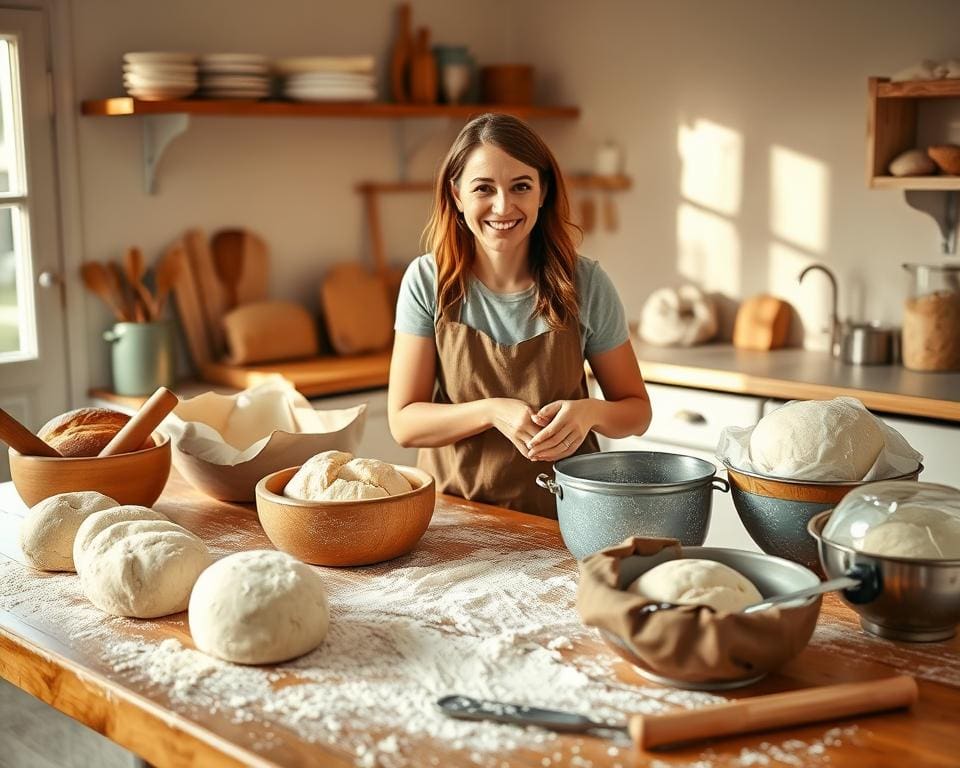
[255,464,436,566]
[8,432,172,507]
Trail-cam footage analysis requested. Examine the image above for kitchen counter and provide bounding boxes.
[631,342,960,422]
[0,475,958,767]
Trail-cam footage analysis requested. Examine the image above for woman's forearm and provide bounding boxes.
[389,399,496,448]
[585,396,652,440]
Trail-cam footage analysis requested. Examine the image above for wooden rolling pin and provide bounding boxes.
[631,675,918,749]
[98,387,179,457]
[0,408,62,457]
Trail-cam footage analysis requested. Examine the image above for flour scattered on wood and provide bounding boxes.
[0,505,863,767]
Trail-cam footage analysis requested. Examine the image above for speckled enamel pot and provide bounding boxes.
[536,451,728,560]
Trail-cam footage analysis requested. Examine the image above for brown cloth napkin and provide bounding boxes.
[577,537,820,684]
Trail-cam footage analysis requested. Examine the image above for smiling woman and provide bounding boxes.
[387,113,652,519]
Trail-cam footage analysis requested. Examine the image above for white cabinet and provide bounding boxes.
[592,381,763,552]
[312,388,417,466]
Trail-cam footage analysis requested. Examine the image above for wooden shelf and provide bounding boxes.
[877,78,960,99]
[869,175,960,190]
[81,97,580,119]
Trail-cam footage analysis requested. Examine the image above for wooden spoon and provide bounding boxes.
[124,246,158,320]
[211,230,245,310]
[80,262,128,322]
[0,408,62,457]
[153,244,184,317]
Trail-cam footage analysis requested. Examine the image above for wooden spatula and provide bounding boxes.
[153,244,184,317]
[211,230,245,310]
[124,246,158,320]
[80,262,128,322]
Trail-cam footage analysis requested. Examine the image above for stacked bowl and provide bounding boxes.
[123,52,198,101]
[275,56,377,102]
[198,54,271,100]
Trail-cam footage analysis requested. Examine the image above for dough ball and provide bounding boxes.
[37,407,131,457]
[628,558,763,613]
[283,450,354,500]
[859,505,960,559]
[80,520,211,618]
[317,478,389,501]
[73,505,168,574]
[749,398,884,481]
[18,492,118,572]
[188,549,329,664]
[337,458,412,495]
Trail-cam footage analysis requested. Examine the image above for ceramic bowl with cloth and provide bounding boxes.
[161,379,366,502]
[577,536,822,690]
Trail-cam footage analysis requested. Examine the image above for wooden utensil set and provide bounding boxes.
[81,247,184,322]
[389,3,438,104]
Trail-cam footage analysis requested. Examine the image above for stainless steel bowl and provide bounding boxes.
[537,451,728,560]
[601,546,822,690]
[809,510,960,642]
[724,462,922,571]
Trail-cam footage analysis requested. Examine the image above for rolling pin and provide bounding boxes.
[98,387,179,457]
[630,675,918,749]
[0,408,62,457]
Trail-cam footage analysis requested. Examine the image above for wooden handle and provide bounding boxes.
[98,387,179,457]
[629,676,918,750]
[0,409,62,457]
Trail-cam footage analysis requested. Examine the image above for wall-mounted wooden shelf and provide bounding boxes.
[80,97,581,194]
[80,97,579,119]
[877,79,960,99]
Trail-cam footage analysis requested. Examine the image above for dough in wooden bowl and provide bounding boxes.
[283,451,412,501]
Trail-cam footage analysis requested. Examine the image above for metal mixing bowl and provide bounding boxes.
[601,546,822,690]
[537,451,728,560]
[808,510,960,642]
[724,462,922,571]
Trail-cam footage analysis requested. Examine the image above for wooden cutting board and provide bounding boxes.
[320,263,394,355]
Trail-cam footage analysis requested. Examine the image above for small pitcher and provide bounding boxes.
[104,320,176,395]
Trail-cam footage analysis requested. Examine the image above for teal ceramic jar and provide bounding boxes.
[104,321,176,395]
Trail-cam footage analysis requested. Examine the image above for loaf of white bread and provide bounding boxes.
[283,451,412,501]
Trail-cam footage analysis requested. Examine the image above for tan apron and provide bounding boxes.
[418,300,599,519]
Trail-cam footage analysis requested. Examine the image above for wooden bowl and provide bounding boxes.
[8,432,172,507]
[255,464,435,566]
[927,145,960,175]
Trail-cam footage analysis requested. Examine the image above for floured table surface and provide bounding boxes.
[0,474,957,768]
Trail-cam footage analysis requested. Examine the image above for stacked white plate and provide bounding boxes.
[275,56,377,102]
[198,53,272,100]
[123,52,198,100]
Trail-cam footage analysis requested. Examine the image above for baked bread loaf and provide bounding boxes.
[38,407,130,458]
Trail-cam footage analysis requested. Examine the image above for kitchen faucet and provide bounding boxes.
[798,263,841,357]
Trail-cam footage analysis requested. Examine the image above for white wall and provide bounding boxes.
[67,0,960,390]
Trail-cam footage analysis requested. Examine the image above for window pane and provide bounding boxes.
[0,38,24,196]
[0,205,33,359]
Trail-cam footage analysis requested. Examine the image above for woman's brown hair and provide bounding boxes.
[422,113,581,328]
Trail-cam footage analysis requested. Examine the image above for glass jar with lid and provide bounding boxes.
[901,263,960,371]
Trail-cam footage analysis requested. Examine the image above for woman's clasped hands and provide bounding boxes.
[490,398,594,462]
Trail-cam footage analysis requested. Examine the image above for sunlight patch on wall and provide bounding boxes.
[677,119,743,216]
[769,146,829,253]
[677,203,741,295]
[770,242,832,351]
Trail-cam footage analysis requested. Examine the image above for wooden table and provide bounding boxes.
[0,475,957,768]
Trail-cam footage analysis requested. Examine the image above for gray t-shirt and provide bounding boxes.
[394,253,628,357]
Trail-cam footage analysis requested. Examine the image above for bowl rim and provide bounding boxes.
[723,460,923,487]
[255,462,435,507]
[554,450,719,493]
[808,509,960,567]
[8,431,170,461]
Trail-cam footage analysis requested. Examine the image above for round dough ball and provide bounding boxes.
[73,505,168,574]
[18,492,118,572]
[284,450,354,500]
[188,549,329,664]
[749,398,884,481]
[859,505,960,559]
[629,558,763,613]
[80,520,211,618]
[317,478,388,501]
[337,458,412,495]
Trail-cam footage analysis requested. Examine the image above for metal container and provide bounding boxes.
[839,323,899,365]
[602,546,822,690]
[724,463,923,571]
[536,451,728,560]
[809,510,960,642]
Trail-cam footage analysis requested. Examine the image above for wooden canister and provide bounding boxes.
[480,65,534,105]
